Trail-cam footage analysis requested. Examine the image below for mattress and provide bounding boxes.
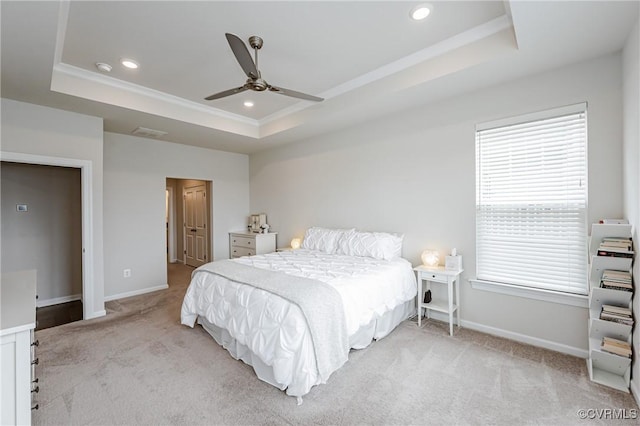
[181,248,417,398]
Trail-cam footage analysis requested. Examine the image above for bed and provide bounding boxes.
[181,227,417,403]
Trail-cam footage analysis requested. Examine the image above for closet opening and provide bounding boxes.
[1,161,83,330]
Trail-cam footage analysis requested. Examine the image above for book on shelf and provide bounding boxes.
[600,311,634,325]
[602,269,632,280]
[597,248,634,258]
[600,304,634,326]
[600,241,633,251]
[596,236,634,258]
[600,280,633,292]
[602,304,632,316]
[600,269,633,291]
[601,337,632,358]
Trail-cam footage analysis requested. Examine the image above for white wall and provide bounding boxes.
[250,53,624,354]
[103,132,249,299]
[0,98,105,318]
[622,18,640,402]
[1,163,82,304]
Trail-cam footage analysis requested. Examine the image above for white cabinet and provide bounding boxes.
[229,231,277,259]
[586,223,633,392]
[1,270,37,425]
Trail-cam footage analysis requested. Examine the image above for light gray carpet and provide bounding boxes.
[33,263,638,425]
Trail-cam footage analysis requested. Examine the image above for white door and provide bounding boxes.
[183,184,208,267]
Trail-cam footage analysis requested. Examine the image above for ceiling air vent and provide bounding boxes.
[131,126,168,138]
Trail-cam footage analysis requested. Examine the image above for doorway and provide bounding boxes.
[1,161,83,329]
[165,178,212,269]
[0,152,96,321]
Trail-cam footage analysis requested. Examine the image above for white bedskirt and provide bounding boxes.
[197,299,414,397]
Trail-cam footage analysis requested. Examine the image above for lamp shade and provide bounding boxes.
[421,250,439,267]
[291,238,302,250]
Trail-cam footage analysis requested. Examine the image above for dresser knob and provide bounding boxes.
[31,358,39,365]
[31,386,39,393]
[31,340,39,347]
[32,404,39,411]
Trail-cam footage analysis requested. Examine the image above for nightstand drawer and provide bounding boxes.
[231,247,256,258]
[421,272,448,283]
[230,235,255,249]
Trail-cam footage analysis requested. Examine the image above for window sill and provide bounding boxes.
[470,279,588,308]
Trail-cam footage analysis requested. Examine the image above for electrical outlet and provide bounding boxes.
[123,269,131,278]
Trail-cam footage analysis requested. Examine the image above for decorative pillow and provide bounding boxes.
[336,231,404,260]
[301,227,355,254]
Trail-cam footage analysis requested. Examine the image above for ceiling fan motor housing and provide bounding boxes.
[249,78,268,91]
[248,36,263,50]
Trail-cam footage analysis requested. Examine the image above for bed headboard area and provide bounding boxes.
[301,227,404,260]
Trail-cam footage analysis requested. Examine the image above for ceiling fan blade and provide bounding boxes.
[225,33,259,79]
[269,85,324,102]
[204,85,249,101]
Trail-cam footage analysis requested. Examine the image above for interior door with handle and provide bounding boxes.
[183,184,208,267]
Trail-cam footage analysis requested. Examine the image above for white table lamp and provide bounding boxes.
[291,238,302,250]
[421,250,439,267]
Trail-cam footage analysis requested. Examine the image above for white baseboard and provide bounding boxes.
[37,294,82,308]
[104,284,169,302]
[426,311,588,358]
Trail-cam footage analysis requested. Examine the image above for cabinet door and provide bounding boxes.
[1,331,31,425]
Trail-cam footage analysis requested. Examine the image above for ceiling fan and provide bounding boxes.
[205,33,324,103]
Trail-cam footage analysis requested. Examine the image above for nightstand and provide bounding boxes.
[229,231,277,258]
[414,265,463,336]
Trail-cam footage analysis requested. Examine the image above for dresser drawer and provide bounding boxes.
[421,271,448,283]
[230,235,255,249]
[231,246,256,258]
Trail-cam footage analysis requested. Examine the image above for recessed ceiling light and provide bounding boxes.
[243,100,254,108]
[410,4,432,21]
[121,58,139,69]
[95,62,112,73]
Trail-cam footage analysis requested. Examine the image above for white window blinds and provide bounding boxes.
[475,103,588,295]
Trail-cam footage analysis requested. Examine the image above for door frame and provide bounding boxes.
[0,151,95,320]
[166,186,177,263]
[182,183,212,266]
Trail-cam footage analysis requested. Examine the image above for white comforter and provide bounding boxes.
[181,249,417,396]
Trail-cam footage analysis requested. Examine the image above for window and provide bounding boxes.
[475,103,588,296]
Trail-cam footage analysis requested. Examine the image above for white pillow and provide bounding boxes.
[336,231,404,260]
[301,227,355,253]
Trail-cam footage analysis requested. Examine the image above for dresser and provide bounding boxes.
[229,231,277,258]
[1,270,38,425]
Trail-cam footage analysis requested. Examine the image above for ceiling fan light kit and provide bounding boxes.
[205,33,323,103]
